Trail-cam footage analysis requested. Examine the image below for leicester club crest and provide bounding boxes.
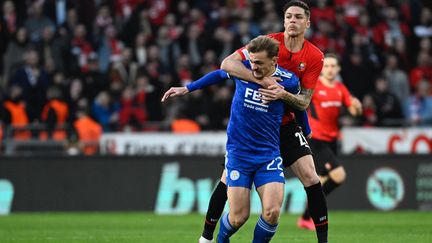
[298,62,306,71]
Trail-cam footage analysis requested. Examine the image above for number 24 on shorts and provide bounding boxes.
[295,132,310,148]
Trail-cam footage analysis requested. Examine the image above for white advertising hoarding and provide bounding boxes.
[341,128,432,154]
[100,132,227,155]
[100,128,431,155]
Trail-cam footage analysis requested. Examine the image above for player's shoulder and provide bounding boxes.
[266,32,284,41]
[304,40,324,58]
[334,80,348,89]
[241,60,251,69]
[275,66,298,83]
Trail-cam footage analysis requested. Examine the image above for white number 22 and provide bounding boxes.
[267,157,283,171]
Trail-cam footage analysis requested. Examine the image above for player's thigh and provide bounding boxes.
[256,182,284,212]
[280,123,312,168]
[225,156,254,189]
[309,139,341,176]
[220,169,227,184]
[254,157,285,212]
[290,154,320,187]
[253,156,285,189]
[227,186,250,217]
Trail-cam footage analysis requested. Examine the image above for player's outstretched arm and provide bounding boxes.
[161,69,230,102]
[221,52,279,88]
[161,87,189,102]
[348,96,363,116]
[259,85,313,111]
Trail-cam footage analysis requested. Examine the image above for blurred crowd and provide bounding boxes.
[1,0,432,146]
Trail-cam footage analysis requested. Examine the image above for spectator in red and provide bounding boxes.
[310,0,335,25]
[409,51,432,90]
[310,19,344,54]
[118,85,147,131]
[372,6,411,50]
[147,0,171,26]
[70,24,94,73]
[335,0,365,27]
[115,0,144,21]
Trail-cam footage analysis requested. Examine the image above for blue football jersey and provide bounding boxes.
[226,61,300,162]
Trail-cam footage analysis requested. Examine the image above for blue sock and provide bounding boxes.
[252,215,278,243]
[217,213,238,243]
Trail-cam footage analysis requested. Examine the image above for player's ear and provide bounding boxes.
[272,56,278,65]
[306,19,311,29]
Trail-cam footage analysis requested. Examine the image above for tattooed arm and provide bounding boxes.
[259,85,314,110]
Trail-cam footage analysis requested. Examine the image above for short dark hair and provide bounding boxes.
[283,0,311,19]
[324,53,340,64]
[247,35,280,58]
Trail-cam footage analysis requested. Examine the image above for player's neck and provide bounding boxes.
[265,65,277,78]
[321,78,336,87]
[284,32,305,53]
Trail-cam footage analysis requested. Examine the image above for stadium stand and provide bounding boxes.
[0,0,431,155]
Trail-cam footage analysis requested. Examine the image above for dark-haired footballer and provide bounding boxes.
[200,1,329,243]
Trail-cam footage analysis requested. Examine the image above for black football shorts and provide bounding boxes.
[309,138,340,176]
[280,122,313,168]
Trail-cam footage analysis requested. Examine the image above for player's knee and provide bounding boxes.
[230,213,249,228]
[299,170,320,187]
[262,207,281,225]
[330,166,346,183]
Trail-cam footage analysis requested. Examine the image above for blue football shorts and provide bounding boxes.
[225,155,285,189]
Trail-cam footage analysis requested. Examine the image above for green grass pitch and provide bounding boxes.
[0,211,431,242]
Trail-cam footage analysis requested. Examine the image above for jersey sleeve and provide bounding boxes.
[294,109,311,136]
[301,50,324,90]
[282,74,300,95]
[236,47,249,60]
[186,70,230,92]
[340,83,353,107]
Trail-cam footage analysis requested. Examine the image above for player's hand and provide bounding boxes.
[350,96,363,115]
[258,76,282,88]
[258,84,285,103]
[161,87,189,102]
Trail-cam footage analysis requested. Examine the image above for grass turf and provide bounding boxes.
[0,211,431,242]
